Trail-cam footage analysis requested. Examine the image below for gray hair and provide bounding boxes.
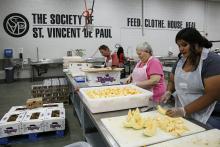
[136,42,153,55]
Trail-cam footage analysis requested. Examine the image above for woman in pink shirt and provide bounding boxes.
[126,42,166,103]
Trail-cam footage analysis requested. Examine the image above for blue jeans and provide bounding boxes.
[206,116,220,129]
[206,101,220,129]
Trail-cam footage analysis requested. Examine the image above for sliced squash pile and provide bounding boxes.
[157,105,167,115]
[85,86,142,99]
[123,108,144,129]
[143,117,157,136]
[156,115,188,137]
[123,107,188,137]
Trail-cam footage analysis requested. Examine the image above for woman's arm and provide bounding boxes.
[184,75,220,115]
[136,74,161,89]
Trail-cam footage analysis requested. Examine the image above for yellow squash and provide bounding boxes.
[157,105,167,115]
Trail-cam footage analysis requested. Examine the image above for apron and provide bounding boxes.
[105,52,115,67]
[132,56,153,82]
[174,48,216,124]
[105,57,112,67]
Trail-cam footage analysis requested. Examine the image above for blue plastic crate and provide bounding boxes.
[0,137,8,144]
[28,133,38,141]
[0,130,65,145]
[56,130,64,137]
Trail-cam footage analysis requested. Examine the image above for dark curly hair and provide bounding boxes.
[98,45,109,51]
[176,28,212,71]
[117,47,124,58]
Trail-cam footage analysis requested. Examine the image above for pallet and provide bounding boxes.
[0,130,64,145]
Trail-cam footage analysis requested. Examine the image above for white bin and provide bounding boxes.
[83,68,123,87]
[64,141,92,147]
[79,84,153,113]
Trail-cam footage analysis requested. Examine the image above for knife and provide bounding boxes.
[140,106,154,112]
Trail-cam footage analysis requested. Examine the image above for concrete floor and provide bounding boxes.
[0,80,84,147]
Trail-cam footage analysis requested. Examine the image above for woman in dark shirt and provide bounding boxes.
[161,28,220,129]
[117,46,126,78]
[117,46,125,68]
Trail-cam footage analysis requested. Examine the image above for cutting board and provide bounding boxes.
[149,129,220,147]
[101,111,206,147]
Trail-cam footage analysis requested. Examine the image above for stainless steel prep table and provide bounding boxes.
[30,58,63,81]
[65,73,208,147]
[66,73,124,147]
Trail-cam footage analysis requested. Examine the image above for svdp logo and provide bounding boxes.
[3,13,29,37]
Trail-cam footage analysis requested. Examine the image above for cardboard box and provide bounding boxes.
[31,84,43,90]
[26,97,43,109]
[44,108,65,131]
[22,109,45,134]
[0,111,26,138]
[43,103,64,108]
[68,62,92,77]
[8,103,63,114]
[8,106,27,113]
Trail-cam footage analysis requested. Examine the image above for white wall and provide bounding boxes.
[0,0,220,60]
[207,1,220,50]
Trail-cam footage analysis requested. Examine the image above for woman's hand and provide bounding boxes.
[125,75,132,84]
[166,107,186,117]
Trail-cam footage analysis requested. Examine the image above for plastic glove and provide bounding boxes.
[166,107,186,117]
[160,91,172,103]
